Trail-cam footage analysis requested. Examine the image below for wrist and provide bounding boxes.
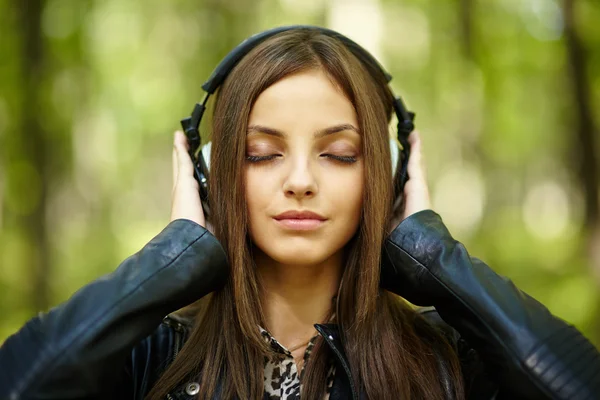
[393,210,453,259]
[382,209,457,306]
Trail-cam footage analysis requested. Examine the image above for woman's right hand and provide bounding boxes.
[170,130,206,227]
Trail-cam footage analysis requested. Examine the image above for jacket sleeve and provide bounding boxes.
[381,210,600,400]
[0,219,228,400]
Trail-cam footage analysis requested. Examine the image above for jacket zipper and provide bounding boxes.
[316,327,359,400]
[173,323,182,359]
[166,320,185,400]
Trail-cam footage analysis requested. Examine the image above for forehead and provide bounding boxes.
[248,69,358,133]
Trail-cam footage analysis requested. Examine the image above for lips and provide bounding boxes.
[274,210,327,221]
[273,210,327,231]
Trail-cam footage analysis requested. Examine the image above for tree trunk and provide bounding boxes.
[563,0,600,279]
[14,0,50,312]
[459,0,473,60]
[563,0,600,345]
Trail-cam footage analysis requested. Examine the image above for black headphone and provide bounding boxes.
[180,25,415,215]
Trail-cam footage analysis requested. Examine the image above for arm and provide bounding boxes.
[0,219,228,400]
[382,210,600,399]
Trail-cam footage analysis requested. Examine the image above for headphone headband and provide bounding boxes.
[201,25,393,95]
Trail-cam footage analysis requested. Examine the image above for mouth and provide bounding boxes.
[273,218,326,230]
[273,210,327,231]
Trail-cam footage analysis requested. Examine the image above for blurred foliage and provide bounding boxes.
[1,0,599,348]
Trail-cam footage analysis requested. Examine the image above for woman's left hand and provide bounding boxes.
[401,131,432,220]
[389,131,432,232]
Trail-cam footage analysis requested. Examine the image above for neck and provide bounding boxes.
[256,249,343,351]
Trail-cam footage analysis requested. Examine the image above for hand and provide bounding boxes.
[389,131,432,231]
[170,131,206,227]
[402,131,432,219]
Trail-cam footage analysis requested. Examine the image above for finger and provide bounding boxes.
[407,129,420,146]
[407,131,425,179]
[174,130,195,179]
[174,129,190,151]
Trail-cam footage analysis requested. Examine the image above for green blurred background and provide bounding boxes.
[1,0,599,347]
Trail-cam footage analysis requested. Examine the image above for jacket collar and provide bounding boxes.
[314,323,359,400]
[165,319,360,400]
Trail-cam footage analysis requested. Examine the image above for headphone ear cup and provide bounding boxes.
[390,137,400,178]
[196,142,211,215]
[390,136,407,207]
[201,141,212,172]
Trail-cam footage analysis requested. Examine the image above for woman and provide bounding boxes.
[1,27,599,400]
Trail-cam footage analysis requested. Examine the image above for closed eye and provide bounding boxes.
[246,154,357,164]
[246,154,281,163]
[322,154,357,164]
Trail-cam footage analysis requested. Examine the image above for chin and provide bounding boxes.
[260,240,339,267]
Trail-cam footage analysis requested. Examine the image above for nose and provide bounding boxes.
[282,156,318,199]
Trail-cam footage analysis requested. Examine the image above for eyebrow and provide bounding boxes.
[247,123,360,138]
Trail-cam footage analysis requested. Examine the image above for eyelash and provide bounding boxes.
[245,154,357,164]
[325,154,357,164]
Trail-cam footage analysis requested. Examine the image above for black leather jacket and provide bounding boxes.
[1,211,599,400]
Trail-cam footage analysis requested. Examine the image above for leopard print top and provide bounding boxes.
[261,327,336,399]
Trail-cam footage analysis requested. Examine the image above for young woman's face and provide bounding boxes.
[245,69,364,266]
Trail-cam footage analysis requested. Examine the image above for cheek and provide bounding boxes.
[245,169,262,219]
[331,167,364,218]
[245,169,273,236]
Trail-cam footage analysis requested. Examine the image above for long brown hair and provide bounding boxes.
[148,29,464,400]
